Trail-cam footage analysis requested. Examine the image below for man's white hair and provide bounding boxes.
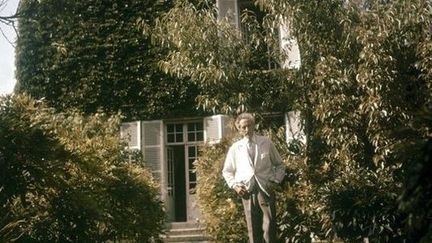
[235,112,255,129]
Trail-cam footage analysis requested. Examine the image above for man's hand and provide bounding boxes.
[234,184,248,197]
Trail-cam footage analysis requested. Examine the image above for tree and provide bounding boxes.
[154,0,432,241]
[15,0,200,120]
[152,0,298,115]
[0,0,19,45]
[265,1,431,241]
[0,94,165,242]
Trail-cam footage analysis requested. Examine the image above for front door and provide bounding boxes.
[165,122,203,222]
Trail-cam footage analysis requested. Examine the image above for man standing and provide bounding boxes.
[222,112,286,243]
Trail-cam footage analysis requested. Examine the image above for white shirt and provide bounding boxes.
[222,135,286,195]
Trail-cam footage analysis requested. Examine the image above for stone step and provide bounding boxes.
[169,222,200,229]
[163,222,211,243]
[168,228,204,236]
[163,234,210,243]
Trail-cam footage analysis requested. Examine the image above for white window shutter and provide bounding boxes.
[279,20,301,69]
[120,121,141,150]
[217,0,240,28]
[141,120,164,182]
[285,111,306,145]
[204,115,234,144]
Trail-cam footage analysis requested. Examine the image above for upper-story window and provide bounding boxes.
[217,0,279,70]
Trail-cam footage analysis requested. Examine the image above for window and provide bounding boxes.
[167,124,184,143]
[238,0,279,70]
[187,122,204,142]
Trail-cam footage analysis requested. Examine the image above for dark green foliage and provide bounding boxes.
[156,0,432,242]
[398,110,432,243]
[12,0,432,241]
[153,0,297,115]
[195,138,248,242]
[319,168,403,242]
[195,126,305,242]
[15,0,199,120]
[0,94,165,242]
[269,0,432,241]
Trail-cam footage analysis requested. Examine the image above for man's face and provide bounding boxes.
[238,118,255,138]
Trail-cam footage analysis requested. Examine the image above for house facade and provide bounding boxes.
[120,112,304,223]
[120,0,302,224]
[120,115,234,222]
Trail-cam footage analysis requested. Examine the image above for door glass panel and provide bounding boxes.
[189,173,196,191]
[167,148,174,196]
[188,145,198,194]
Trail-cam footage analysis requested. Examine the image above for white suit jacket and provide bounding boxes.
[222,135,286,196]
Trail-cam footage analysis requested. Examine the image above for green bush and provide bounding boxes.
[195,127,311,242]
[195,138,248,242]
[0,94,165,242]
[320,167,403,242]
[398,108,432,243]
[156,1,431,240]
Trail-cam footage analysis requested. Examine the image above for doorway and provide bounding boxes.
[165,121,203,222]
[167,145,187,222]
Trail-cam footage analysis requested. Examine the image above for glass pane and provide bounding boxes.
[167,134,174,143]
[187,123,195,131]
[175,124,183,132]
[189,182,196,194]
[189,172,196,183]
[197,132,204,141]
[167,124,174,133]
[188,132,195,142]
[189,158,196,168]
[176,133,183,142]
[188,146,196,157]
[196,122,203,131]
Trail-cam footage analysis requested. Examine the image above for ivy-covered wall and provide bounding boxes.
[15,0,200,120]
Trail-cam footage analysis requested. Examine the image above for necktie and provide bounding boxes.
[247,140,255,161]
[247,140,257,191]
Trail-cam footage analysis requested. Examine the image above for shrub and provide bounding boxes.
[195,138,248,242]
[195,127,311,242]
[0,94,165,242]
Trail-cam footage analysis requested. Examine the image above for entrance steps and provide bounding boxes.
[163,222,211,243]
